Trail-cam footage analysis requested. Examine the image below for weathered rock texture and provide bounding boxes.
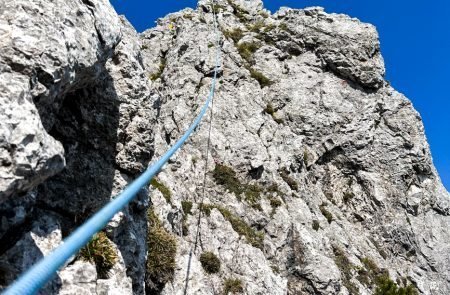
[0,0,449,294]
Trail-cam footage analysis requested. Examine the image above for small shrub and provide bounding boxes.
[249,68,273,88]
[356,256,418,295]
[237,42,260,63]
[146,209,177,289]
[375,274,418,295]
[79,232,117,279]
[320,203,333,223]
[150,178,172,204]
[208,42,214,48]
[223,28,244,43]
[312,220,320,231]
[333,247,359,295]
[223,278,244,294]
[269,197,282,209]
[303,150,309,165]
[280,169,298,191]
[343,191,355,203]
[181,201,193,215]
[271,265,280,274]
[200,251,221,274]
[212,164,263,209]
[264,103,275,116]
[149,58,166,81]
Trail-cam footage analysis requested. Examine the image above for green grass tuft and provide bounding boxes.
[200,251,221,274]
[212,164,263,209]
[320,203,333,223]
[249,68,273,88]
[150,178,172,204]
[223,28,244,43]
[333,247,359,295]
[146,209,177,288]
[149,58,166,81]
[237,42,260,64]
[181,201,193,215]
[280,169,298,191]
[200,204,264,249]
[223,278,244,294]
[312,220,320,231]
[79,232,117,279]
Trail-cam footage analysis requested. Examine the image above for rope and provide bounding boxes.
[183,1,220,294]
[2,3,222,294]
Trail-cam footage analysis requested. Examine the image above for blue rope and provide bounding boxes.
[3,8,221,295]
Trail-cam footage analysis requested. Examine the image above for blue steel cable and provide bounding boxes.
[2,5,221,295]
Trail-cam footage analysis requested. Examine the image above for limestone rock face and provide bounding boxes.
[140,1,449,294]
[0,0,448,294]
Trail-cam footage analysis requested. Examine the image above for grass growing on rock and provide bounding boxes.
[237,42,260,64]
[79,232,117,279]
[200,251,221,274]
[146,209,177,288]
[224,280,244,294]
[223,278,244,294]
[319,203,333,223]
[223,28,244,43]
[249,68,273,88]
[333,246,359,295]
[200,204,264,249]
[149,58,166,81]
[212,164,264,210]
[181,200,193,215]
[356,257,418,295]
[150,178,172,204]
[280,169,298,191]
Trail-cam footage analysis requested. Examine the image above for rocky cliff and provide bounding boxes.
[0,0,448,294]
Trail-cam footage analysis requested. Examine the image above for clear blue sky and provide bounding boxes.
[111,0,449,190]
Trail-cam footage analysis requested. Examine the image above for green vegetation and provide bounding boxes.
[223,28,244,43]
[264,103,283,122]
[333,247,359,295]
[356,257,418,295]
[150,178,172,204]
[149,58,166,81]
[247,20,266,33]
[79,232,117,279]
[181,200,193,215]
[237,42,260,64]
[226,0,248,22]
[200,251,221,274]
[146,209,177,286]
[223,278,244,294]
[249,68,273,88]
[264,103,275,116]
[181,200,193,236]
[343,191,355,203]
[200,204,264,249]
[374,275,418,295]
[213,164,263,210]
[269,197,282,209]
[320,203,333,223]
[303,150,309,165]
[280,169,298,191]
[211,4,227,14]
[312,220,320,231]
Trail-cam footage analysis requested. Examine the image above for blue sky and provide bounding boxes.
[111,0,449,190]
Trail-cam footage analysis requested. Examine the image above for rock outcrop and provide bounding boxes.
[0,0,448,294]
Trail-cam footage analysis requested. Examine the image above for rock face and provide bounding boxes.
[0,0,448,294]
